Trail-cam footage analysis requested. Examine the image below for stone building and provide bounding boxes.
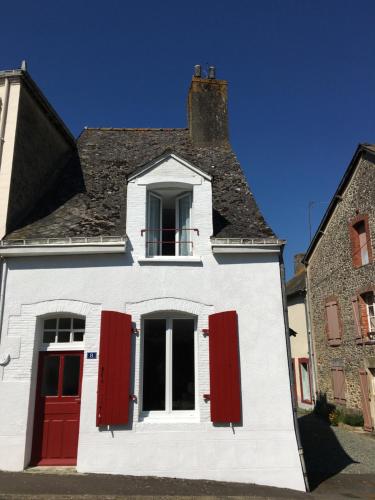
[286,254,314,410]
[0,65,306,491]
[304,144,375,431]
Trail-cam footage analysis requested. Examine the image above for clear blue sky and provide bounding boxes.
[2,0,375,278]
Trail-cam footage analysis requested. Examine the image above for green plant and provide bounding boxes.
[342,412,364,427]
[328,409,341,426]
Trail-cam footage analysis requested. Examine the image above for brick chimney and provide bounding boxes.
[187,65,229,146]
[294,253,305,275]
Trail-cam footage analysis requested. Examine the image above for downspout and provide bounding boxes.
[0,77,10,169]
[278,248,309,492]
[304,265,318,401]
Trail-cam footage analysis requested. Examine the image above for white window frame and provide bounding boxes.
[140,313,198,422]
[40,315,85,352]
[147,191,163,257]
[365,292,375,336]
[175,192,193,256]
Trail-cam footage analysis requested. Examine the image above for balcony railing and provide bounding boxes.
[141,228,199,257]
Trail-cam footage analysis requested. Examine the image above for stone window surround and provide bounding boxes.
[324,295,343,347]
[348,214,373,269]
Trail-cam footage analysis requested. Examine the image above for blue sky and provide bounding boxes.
[2,0,375,278]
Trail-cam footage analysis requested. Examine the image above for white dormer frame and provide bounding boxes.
[126,153,213,262]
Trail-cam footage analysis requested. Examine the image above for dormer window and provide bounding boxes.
[146,188,194,257]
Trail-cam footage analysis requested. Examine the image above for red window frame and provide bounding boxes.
[349,214,373,268]
[298,358,312,404]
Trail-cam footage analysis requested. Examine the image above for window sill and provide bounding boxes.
[138,411,199,424]
[39,342,84,352]
[138,256,202,264]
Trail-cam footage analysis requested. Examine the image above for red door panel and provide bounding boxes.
[31,351,83,466]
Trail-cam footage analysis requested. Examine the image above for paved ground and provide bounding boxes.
[0,414,373,499]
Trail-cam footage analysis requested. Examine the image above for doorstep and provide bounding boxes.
[25,466,81,475]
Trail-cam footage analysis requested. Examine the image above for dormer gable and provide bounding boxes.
[128,152,212,185]
[126,152,213,261]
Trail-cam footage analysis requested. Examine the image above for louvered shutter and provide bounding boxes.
[96,311,132,426]
[352,296,363,343]
[331,367,346,404]
[208,310,241,424]
[359,369,373,432]
[325,300,342,346]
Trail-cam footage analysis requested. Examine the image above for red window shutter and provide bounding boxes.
[359,369,373,432]
[208,310,241,424]
[325,300,342,346]
[352,296,363,343]
[96,311,132,426]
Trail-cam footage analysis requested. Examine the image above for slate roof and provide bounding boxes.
[6,128,276,240]
[286,271,306,297]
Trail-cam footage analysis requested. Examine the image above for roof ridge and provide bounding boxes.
[83,127,188,132]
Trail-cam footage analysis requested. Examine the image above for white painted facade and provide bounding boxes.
[0,155,306,490]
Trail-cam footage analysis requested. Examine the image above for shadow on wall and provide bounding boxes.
[298,395,357,491]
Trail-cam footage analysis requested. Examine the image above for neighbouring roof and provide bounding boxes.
[286,271,306,297]
[6,128,276,240]
[303,143,375,264]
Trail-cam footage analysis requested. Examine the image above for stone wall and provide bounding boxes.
[308,152,375,410]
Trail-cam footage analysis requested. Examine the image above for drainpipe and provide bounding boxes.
[304,265,318,401]
[278,249,309,492]
[0,77,10,170]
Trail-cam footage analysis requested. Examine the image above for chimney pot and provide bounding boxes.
[208,66,216,79]
[194,64,202,78]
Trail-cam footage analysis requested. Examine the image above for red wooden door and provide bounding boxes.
[31,351,84,465]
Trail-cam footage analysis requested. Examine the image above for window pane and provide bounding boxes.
[147,193,161,257]
[172,319,195,410]
[41,356,60,396]
[301,362,311,402]
[57,331,71,343]
[44,318,57,329]
[62,356,81,396]
[58,318,71,330]
[178,194,192,256]
[143,319,166,411]
[43,331,56,343]
[73,318,85,329]
[73,331,84,342]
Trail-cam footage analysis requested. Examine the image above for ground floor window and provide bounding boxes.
[142,316,195,415]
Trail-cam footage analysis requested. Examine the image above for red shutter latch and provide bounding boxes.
[202,329,209,336]
[129,394,137,402]
[203,394,210,400]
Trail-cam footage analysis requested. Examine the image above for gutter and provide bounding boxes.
[0,77,10,169]
[0,236,127,257]
[0,258,8,348]
[304,265,318,402]
[278,249,309,492]
[211,238,285,254]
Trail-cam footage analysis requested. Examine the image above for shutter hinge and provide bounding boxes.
[132,328,139,335]
[129,394,137,402]
[203,394,210,401]
[202,328,209,336]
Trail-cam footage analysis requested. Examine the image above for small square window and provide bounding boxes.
[58,318,71,330]
[44,319,57,329]
[57,331,71,343]
[73,331,84,342]
[73,318,85,329]
[43,331,56,343]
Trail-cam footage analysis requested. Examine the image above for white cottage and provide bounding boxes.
[0,65,306,491]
